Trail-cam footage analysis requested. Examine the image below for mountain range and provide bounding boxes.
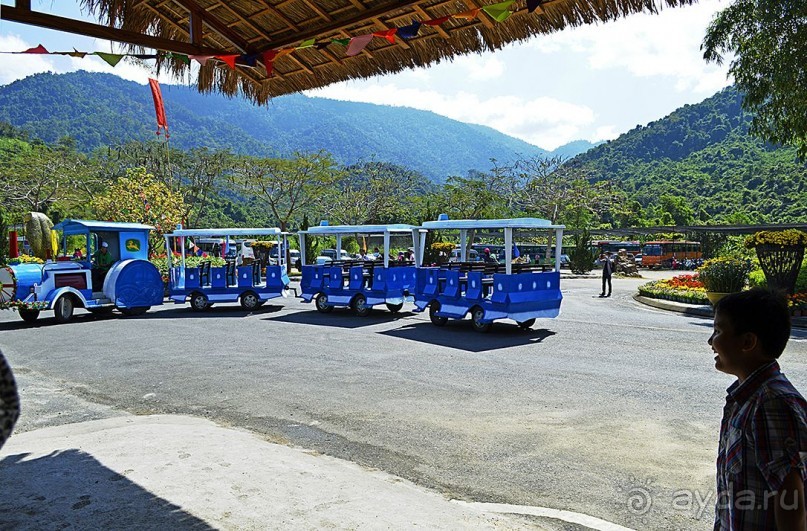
[0,71,597,182]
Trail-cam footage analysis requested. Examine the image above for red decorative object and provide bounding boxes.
[148,78,169,137]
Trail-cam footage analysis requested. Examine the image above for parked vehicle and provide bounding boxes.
[0,219,164,324]
[413,216,565,332]
[163,227,290,311]
[642,241,702,269]
[298,222,422,315]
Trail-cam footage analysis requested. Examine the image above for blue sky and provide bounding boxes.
[0,0,731,150]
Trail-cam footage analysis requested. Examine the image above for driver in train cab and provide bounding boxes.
[92,241,114,287]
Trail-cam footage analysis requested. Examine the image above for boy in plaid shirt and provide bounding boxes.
[710,288,807,529]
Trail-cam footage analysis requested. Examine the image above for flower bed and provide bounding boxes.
[638,274,709,305]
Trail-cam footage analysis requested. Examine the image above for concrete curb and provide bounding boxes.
[633,294,807,329]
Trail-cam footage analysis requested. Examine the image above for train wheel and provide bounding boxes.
[19,309,39,323]
[429,302,447,326]
[190,292,209,312]
[518,318,536,330]
[315,293,333,313]
[240,291,259,311]
[471,306,491,333]
[54,296,75,324]
[385,302,403,314]
[120,306,149,316]
[351,294,371,317]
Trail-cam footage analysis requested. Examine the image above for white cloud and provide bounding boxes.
[530,0,731,94]
[0,35,59,85]
[451,54,506,81]
[308,82,596,150]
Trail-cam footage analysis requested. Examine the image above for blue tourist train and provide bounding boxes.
[412,216,565,332]
[0,219,164,323]
[163,227,291,311]
[297,222,422,315]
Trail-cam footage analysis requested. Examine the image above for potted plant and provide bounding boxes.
[745,230,807,294]
[697,257,751,305]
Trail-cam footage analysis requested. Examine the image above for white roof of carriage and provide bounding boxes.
[299,224,420,235]
[165,228,283,237]
[54,219,155,232]
[420,218,565,230]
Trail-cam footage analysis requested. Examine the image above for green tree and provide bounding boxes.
[91,168,186,254]
[703,0,807,156]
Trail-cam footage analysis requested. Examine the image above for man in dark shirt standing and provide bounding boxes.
[599,252,613,298]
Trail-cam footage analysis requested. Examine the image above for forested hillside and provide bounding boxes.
[0,71,595,182]
[566,87,807,223]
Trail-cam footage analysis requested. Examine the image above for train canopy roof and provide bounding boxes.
[421,217,564,230]
[299,223,420,235]
[166,227,283,237]
[54,219,155,235]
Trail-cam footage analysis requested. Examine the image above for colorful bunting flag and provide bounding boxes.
[373,29,397,44]
[276,48,295,59]
[95,52,124,67]
[346,34,373,56]
[332,38,351,46]
[215,54,238,69]
[22,44,48,54]
[148,78,169,137]
[297,39,316,49]
[453,8,481,20]
[482,1,515,22]
[236,53,258,67]
[396,21,421,40]
[189,55,214,65]
[423,16,451,26]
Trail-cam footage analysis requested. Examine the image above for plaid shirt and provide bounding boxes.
[715,361,807,530]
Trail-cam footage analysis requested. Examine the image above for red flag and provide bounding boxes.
[148,78,169,137]
[424,16,451,26]
[22,44,49,54]
[373,29,397,43]
[216,54,238,69]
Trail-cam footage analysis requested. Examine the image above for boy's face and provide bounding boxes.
[709,310,753,377]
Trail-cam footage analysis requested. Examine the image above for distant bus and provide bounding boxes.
[642,241,702,269]
[591,240,642,255]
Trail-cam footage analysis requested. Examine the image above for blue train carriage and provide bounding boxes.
[413,216,565,332]
[297,222,423,315]
[0,219,164,324]
[163,227,291,311]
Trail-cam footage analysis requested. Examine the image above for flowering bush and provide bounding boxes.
[638,275,709,304]
[6,255,44,265]
[788,292,807,311]
[149,255,226,277]
[0,299,48,312]
[745,230,807,249]
[697,257,751,293]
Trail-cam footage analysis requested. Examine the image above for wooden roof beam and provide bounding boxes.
[172,0,253,52]
[0,3,227,55]
[264,0,425,50]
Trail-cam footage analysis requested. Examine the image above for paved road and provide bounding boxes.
[3,272,807,530]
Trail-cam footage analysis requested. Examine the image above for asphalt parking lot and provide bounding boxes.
[3,271,807,530]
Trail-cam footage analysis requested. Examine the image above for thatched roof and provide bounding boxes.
[74,0,696,103]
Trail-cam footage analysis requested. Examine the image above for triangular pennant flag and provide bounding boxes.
[264,60,274,77]
[332,38,351,46]
[261,50,278,64]
[373,29,397,44]
[236,53,257,67]
[297,38,316,49]
[189,55,214,65]
[215,54,238,69]
[346,34,373,56]
[95,52,124,67]
[174,54,191,65]
[275,48,295,59]
[21,44,49,54]
[482,0,515,22]
[526,0,543,12]
[134,54,159,60]
[423,16,451,26]
[55,48,86,58]
[396,21,421,40]
[315,42,331,50]
[453,8,481,20]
